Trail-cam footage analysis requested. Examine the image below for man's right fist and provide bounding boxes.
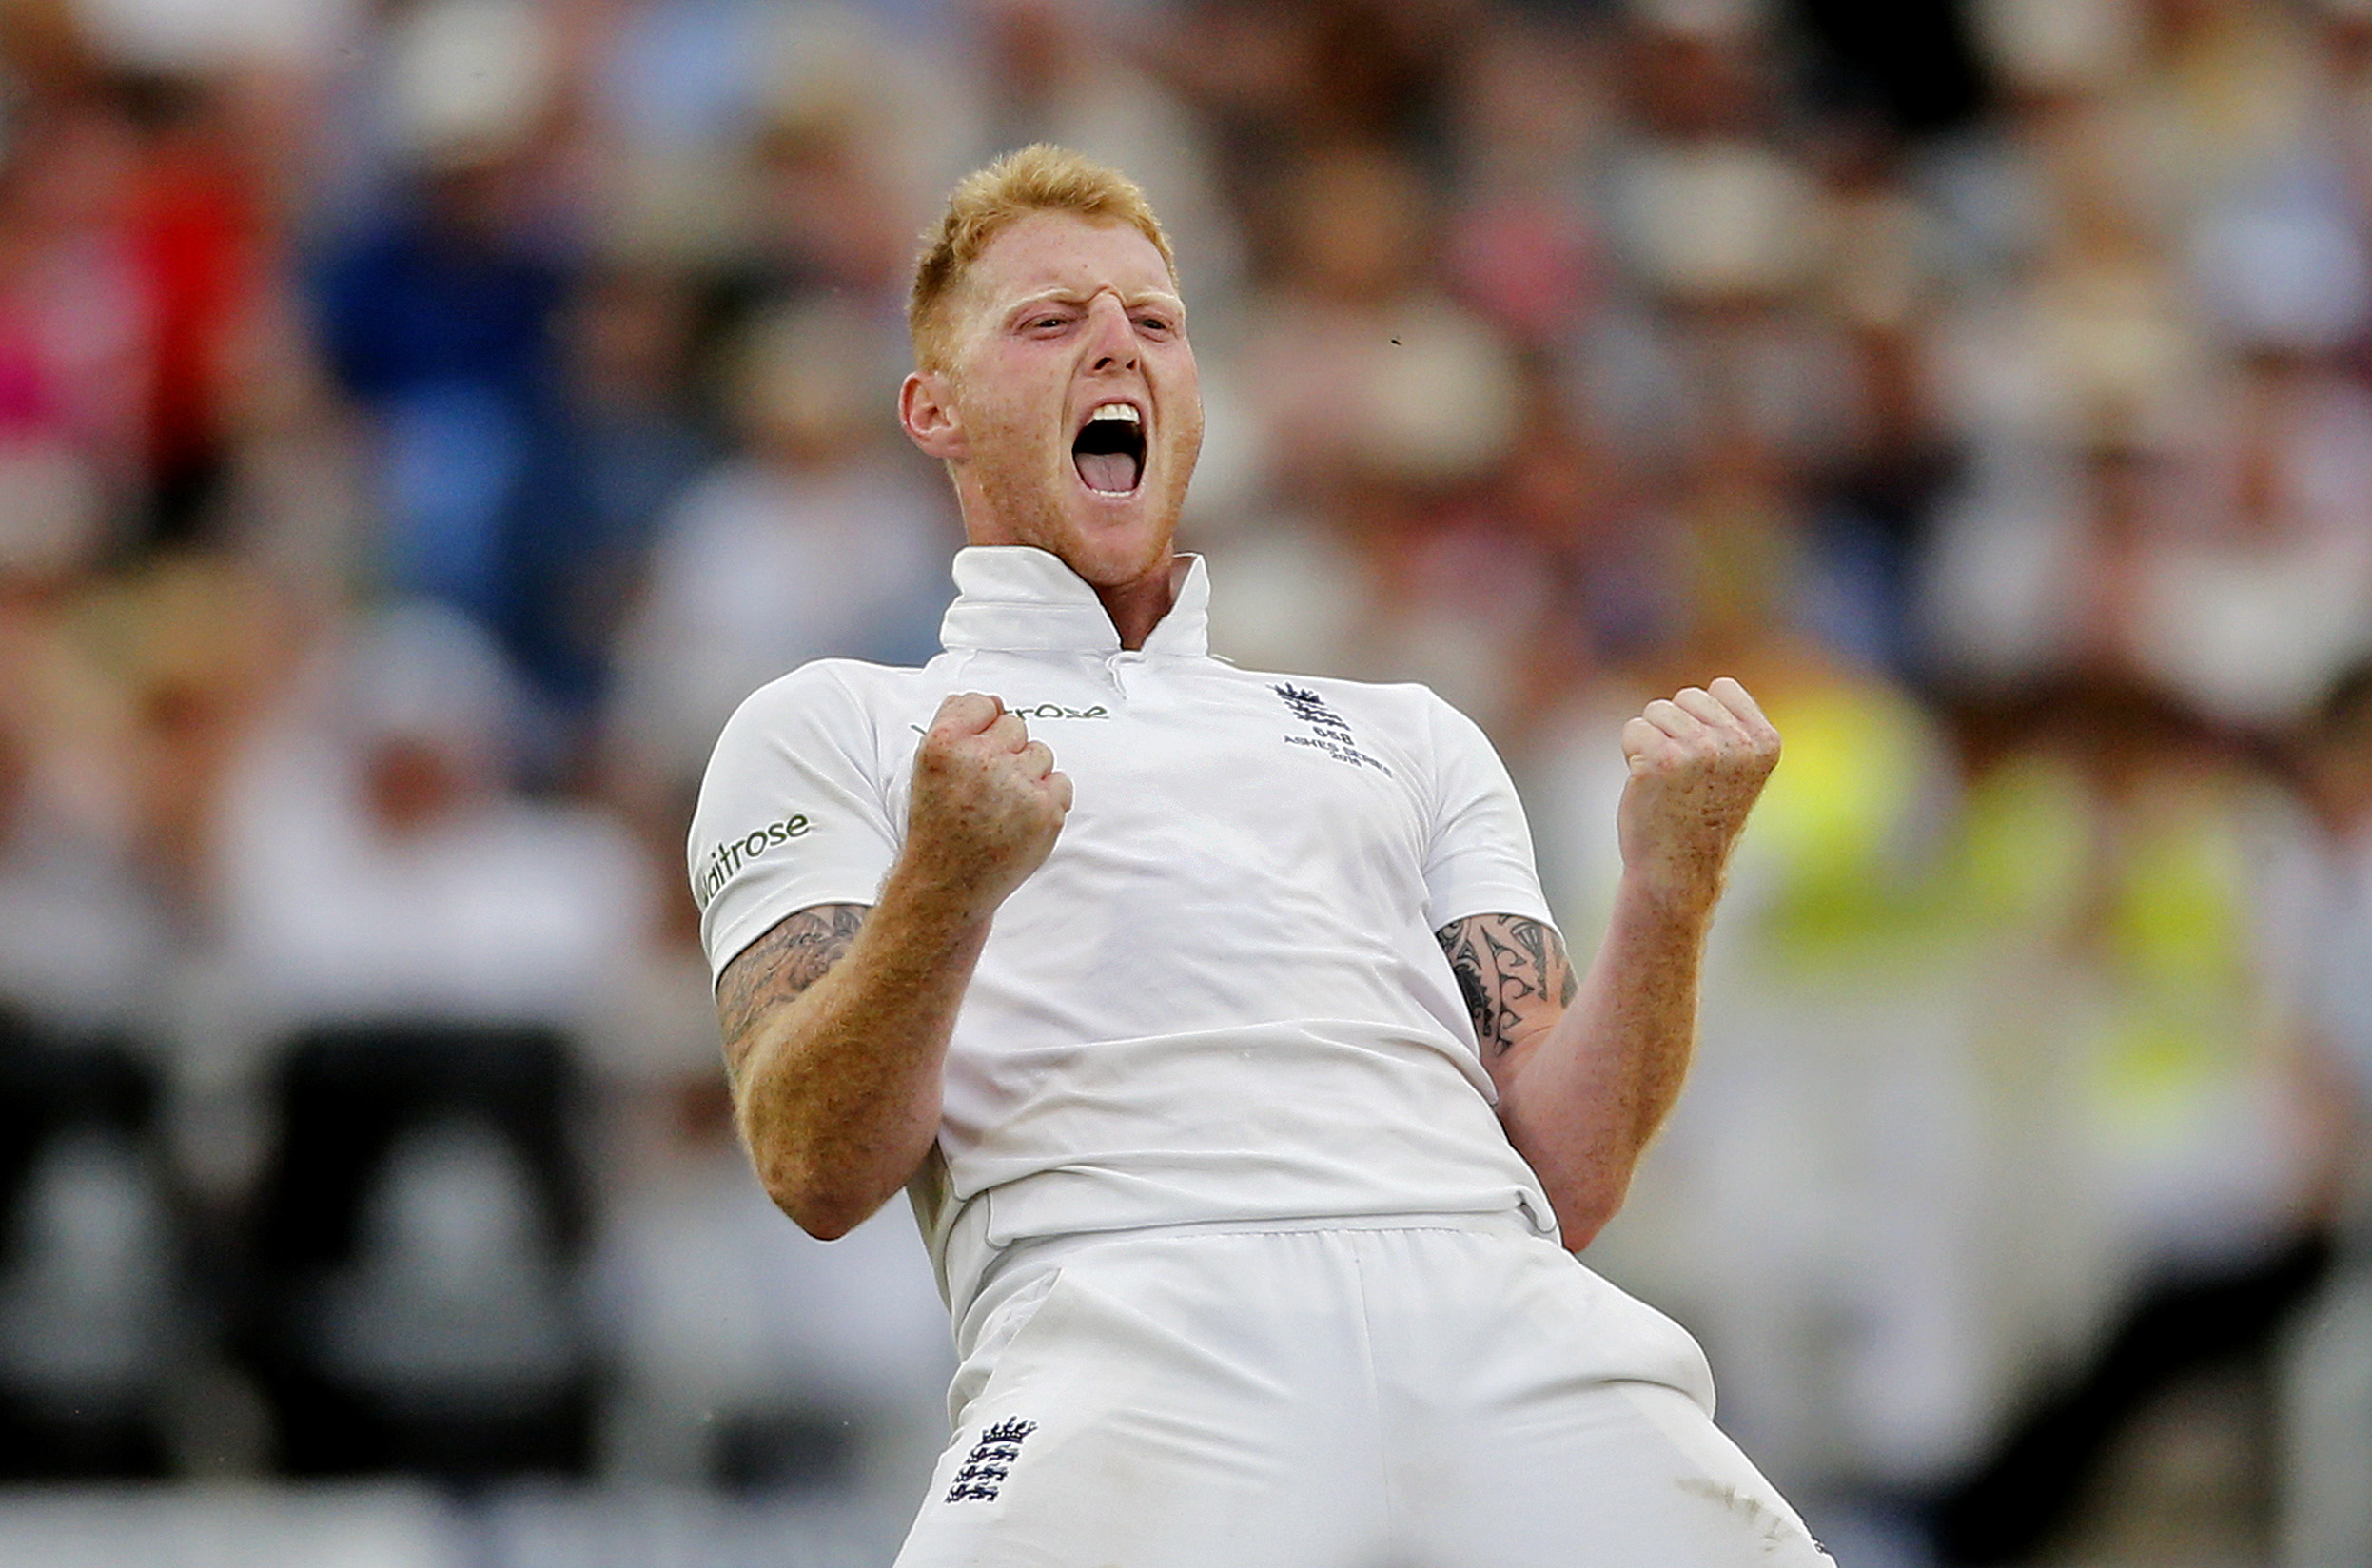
[903,692,1073,921]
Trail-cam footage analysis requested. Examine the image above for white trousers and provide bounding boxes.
[892,1222,1832,1567]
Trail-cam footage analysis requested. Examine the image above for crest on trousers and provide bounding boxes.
[946,1417,1038,1502]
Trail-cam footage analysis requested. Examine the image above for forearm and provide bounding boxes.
[1496,873,1714,1248]
[713,691,1072,1239]
[724,872,990,1239]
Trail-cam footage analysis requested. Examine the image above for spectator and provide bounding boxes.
[606,295,956,830]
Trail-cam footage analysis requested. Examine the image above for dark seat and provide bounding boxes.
[237,1019,597,1480]
[0,1014,182,1478]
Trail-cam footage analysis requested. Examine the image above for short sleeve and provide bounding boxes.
[1419,692,1558,935]
[687,662,904,983]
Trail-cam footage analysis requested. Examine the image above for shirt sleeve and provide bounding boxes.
[687,662,905,984]
[1419,691,1558,935]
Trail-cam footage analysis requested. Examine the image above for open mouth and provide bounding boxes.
[1072,402,1146,496]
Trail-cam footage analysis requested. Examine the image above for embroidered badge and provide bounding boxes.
[1273,683,1392,774]
[946,1416,1038,1502]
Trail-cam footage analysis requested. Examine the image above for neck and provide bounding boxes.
[1095,564,1177,650]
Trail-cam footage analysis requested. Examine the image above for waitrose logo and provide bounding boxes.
[694,813,812,910]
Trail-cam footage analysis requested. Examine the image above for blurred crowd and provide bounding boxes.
[0,0,2370,1561]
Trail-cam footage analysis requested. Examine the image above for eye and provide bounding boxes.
[1136,314,1174,335]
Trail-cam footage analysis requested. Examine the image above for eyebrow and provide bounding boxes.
[1003,285,1186,320]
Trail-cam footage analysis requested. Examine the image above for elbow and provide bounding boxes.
[789,1200,867,1243]
[1498,1102,1634,1251]
[746,1124,923,1240]
[734,1097,876,1240]
[753,1155,883,1241]
[731,1074,938,1241]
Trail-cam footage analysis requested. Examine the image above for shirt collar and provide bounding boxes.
[939,546,1210,657]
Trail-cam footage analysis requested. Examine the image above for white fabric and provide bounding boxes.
[688,546,1560,1321]
[892,1223,1831,1568]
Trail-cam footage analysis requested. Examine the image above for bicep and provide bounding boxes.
[716,903,870,1079]
[1435,912,1577,1081]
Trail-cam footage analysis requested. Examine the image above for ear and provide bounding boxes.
[900,371,967,461]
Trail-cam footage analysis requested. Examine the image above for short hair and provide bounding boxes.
[908,144,1177,372]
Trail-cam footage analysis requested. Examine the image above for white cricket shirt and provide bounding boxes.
[689,546,1562,1320]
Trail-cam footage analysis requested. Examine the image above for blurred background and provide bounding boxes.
[0,0,2367,1562]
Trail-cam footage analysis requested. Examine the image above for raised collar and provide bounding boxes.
[939,546,1210,657]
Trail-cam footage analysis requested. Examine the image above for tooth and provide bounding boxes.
[1089,404,1139,422]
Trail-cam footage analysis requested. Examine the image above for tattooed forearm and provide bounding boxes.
[716,904,870,1069]
[1436,913,1578,1056]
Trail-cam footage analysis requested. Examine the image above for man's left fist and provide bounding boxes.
[1616,676,1781,910]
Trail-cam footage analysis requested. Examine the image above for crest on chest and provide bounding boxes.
[1270,683,1394,775]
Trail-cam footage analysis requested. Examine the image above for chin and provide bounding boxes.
[1074,497,1186,580]
[970,456,1186,585]
[1059,530,1169,588]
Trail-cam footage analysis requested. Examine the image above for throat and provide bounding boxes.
[1095,562,1178,650]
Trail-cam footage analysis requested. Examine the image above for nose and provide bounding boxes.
[1083,294,1137,371]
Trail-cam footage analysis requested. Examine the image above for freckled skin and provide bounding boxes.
[718,690,1071,1238]
[707,162,1817,1567]
[1617,680,1781,914]
[1440,677,1778,1245]
[904,693,1073,922]
[723,198,1786,1259]
[901,211,1205,650]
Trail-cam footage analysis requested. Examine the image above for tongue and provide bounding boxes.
[1075,451,1140,493]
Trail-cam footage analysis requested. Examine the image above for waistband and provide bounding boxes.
[950,1206,1553,1362]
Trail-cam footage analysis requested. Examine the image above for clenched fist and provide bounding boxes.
[903,692,1073,923]
[1617,676,1780,911]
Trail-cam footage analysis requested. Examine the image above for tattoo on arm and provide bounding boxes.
[716,904,869,1079]
[1436,913,1578,1057]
